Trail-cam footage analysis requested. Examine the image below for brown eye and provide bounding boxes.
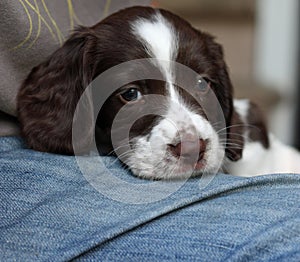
[120,87,142,103]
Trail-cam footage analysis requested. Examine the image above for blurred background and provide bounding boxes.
[153,0,300,149]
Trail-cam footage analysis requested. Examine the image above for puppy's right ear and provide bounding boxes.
[17,26,97,154]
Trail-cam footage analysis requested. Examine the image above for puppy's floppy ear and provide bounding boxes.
[17,26,97,154]
[225,100,270,161]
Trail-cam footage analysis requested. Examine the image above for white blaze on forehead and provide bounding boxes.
[131,12,177,68]
[131,12,179,100]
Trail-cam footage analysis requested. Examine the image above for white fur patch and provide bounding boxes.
[233,99,249,124]
[131,11,178,98]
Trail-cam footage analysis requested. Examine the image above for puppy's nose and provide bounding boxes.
[168,139,206,162]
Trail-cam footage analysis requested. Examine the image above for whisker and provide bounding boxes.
[211,121,225,129]
[216,124,246,134]
[219,137,246,143]
[221,142,243,146]
[219,142,244,147]
[106,149,135,167]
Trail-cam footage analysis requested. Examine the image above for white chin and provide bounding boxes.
[129,152,223,180]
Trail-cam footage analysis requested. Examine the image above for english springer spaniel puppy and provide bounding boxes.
[17,6,300,179]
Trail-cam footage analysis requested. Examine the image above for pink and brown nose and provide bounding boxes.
[168,139,207,166]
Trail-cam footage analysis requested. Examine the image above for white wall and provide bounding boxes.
[254,0,299,144]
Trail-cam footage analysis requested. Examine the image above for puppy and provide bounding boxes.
[228,99,300,176]
[17,6,300,179]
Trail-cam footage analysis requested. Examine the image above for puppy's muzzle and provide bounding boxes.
[168,139,207,168]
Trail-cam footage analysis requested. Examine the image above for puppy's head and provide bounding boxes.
[17,6,244,179]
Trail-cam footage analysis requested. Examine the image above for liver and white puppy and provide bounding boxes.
[17,6,300,179]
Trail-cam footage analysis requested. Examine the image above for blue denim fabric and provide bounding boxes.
[1,136,300,261]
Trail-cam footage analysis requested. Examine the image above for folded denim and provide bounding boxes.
[1,136,299,261]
